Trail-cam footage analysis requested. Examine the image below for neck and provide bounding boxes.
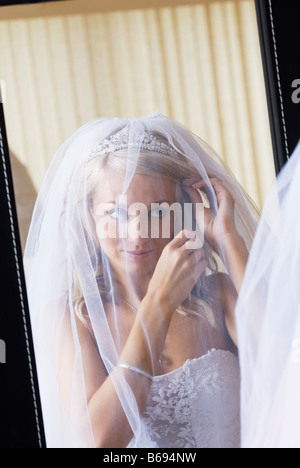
[112,270,152,308]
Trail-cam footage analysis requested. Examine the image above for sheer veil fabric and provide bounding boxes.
[24,112,259,448]
[236,142,300,448]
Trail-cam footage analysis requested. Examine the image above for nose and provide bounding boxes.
[127,216,149,246]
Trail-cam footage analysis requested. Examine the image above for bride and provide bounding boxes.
[24,112,258,448]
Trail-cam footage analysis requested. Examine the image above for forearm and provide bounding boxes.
[121,290,174,373]
[88,370,148,448]
[88,292,174,448]
[218,233,249,294]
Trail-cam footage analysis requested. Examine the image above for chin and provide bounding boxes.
[120,258,156,276]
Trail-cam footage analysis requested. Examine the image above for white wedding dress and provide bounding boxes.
[128,349,241,448]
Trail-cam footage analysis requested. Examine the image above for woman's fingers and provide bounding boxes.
[192,255,208,280]
[182,177,226,195]
[173,228,199,241]
[190,247,206,264]
[188,249,208,282]
[182,178,217,212]
[181,184,203,205]
[182,177,235,217]
[180,181,214,234]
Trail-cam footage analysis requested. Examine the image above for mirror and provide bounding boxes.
[0,0,296,449]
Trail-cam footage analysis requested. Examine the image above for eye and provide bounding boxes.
[108,207,128,221]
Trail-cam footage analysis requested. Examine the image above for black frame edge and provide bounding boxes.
[0,102,46,448]
[254,0,289,174]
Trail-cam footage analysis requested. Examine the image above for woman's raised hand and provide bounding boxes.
[147,230,208,312]
[181,177,249,295]
[181,177,237,257]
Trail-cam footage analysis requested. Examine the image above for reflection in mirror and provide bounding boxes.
[1,0,275,448]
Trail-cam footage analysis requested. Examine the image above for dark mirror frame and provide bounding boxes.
[0,0,299,449]
[255,0,300,174]
[0,98,46,448]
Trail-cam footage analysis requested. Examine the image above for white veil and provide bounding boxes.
[236,142,300,448]
[24,112,258,448]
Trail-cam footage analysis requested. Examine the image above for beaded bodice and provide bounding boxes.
[129,349,240,448]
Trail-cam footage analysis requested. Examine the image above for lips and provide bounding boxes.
[122,250,154,260]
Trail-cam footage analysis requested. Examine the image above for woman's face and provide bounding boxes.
[93,169,178,279]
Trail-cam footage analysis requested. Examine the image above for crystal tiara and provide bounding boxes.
[88,131,179,161]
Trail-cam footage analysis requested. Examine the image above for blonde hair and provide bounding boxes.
[71,131,219,328]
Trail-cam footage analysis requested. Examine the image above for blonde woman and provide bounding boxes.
[25,113,258,448]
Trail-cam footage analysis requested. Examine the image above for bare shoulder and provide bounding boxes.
[205,272,237,301]
[60,303,96,347]
[205,272,238,346]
